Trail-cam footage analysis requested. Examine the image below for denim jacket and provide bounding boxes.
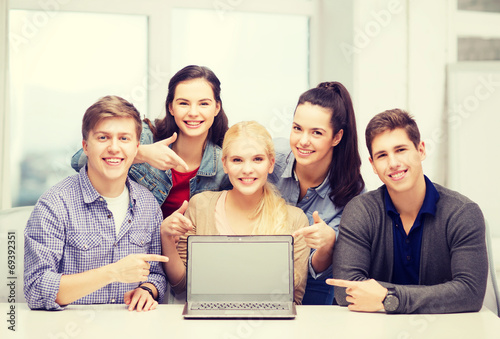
[268,138,366,280]
[71,122,231,206]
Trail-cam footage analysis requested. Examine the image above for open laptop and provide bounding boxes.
[182,235,296,319]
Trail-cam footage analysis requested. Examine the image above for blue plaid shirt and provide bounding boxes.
[24,167,166,310]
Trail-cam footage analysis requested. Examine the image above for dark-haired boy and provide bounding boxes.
[328,108,487,314]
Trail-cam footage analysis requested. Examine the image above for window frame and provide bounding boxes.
[449,0,500,62]
[1,0,317,209]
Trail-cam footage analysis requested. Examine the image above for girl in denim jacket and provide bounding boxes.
[72,65,231,218]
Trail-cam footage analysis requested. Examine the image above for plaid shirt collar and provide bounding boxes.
[78,166,136,208]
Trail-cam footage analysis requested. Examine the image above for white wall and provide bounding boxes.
[346,0,449,191]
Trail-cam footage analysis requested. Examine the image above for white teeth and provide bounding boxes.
[298,149,314,154]
[390,171,405,179]
[241,178,255,183]
[105,158,121,164]
[186,121,201,126]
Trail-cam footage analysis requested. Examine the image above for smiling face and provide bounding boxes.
[290,102,343,172]
[369,128,426,196]
[83,117,139,197]
[168,78,221,141]
[222,137,275,199]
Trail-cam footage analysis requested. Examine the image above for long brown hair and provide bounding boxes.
[296,82,365,207]
[145,65,229,147]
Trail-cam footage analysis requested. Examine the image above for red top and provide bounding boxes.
[161,167,199,218]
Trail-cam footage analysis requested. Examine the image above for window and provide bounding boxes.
[458,0,500,13]
[458,37,500,61]
[9,10,147,206]
[170,8,309,139]
[3,1,312,208]
[454,1,500,61]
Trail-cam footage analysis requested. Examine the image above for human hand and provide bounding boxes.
[124,286,158,312]
[292,211,336,250]
[137,133,189,171]
[326,278,388,312]
[109,254,169,284]
[160,201,193,238]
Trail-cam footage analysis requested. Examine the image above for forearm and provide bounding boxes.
[383,280,485,314]
[161,236,187,290]
[311,244,334,273]
[310,224,336,274]
[55,264,115,306]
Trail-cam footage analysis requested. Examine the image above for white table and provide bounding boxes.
[2,303,499,339]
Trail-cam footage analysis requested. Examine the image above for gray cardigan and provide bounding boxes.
[332,183,487,314]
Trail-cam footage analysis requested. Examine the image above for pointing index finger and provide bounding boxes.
[139,254,170,263]
[325,278,355,288]
[292,228,304,238]
[171,153,189,172]
[293,225,317,238]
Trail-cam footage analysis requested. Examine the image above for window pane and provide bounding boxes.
[170,9,309,139]
[458,37,500,61]
[458,0,500,13]
[9,10,148,207]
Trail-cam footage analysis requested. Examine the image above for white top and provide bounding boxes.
[103,186,129,235]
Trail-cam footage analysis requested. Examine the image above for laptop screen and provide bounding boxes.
[188,237,292,297]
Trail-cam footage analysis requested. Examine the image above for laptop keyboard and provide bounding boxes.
[191,302,289,311]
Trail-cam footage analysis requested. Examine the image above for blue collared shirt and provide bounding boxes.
[24,167,167,310]
[385,175,440,285]
[269,139,346,279]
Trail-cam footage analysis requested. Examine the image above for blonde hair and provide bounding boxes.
[222,121,290,235]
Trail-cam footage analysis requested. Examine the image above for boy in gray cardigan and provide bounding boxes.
[328,109,487,314]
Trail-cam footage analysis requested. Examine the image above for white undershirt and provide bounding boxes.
[103,186,130,235]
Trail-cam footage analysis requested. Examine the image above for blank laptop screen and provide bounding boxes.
[190,242,290,295]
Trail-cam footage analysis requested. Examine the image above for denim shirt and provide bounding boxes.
[268,138,348,279]
[71,122,231,206]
